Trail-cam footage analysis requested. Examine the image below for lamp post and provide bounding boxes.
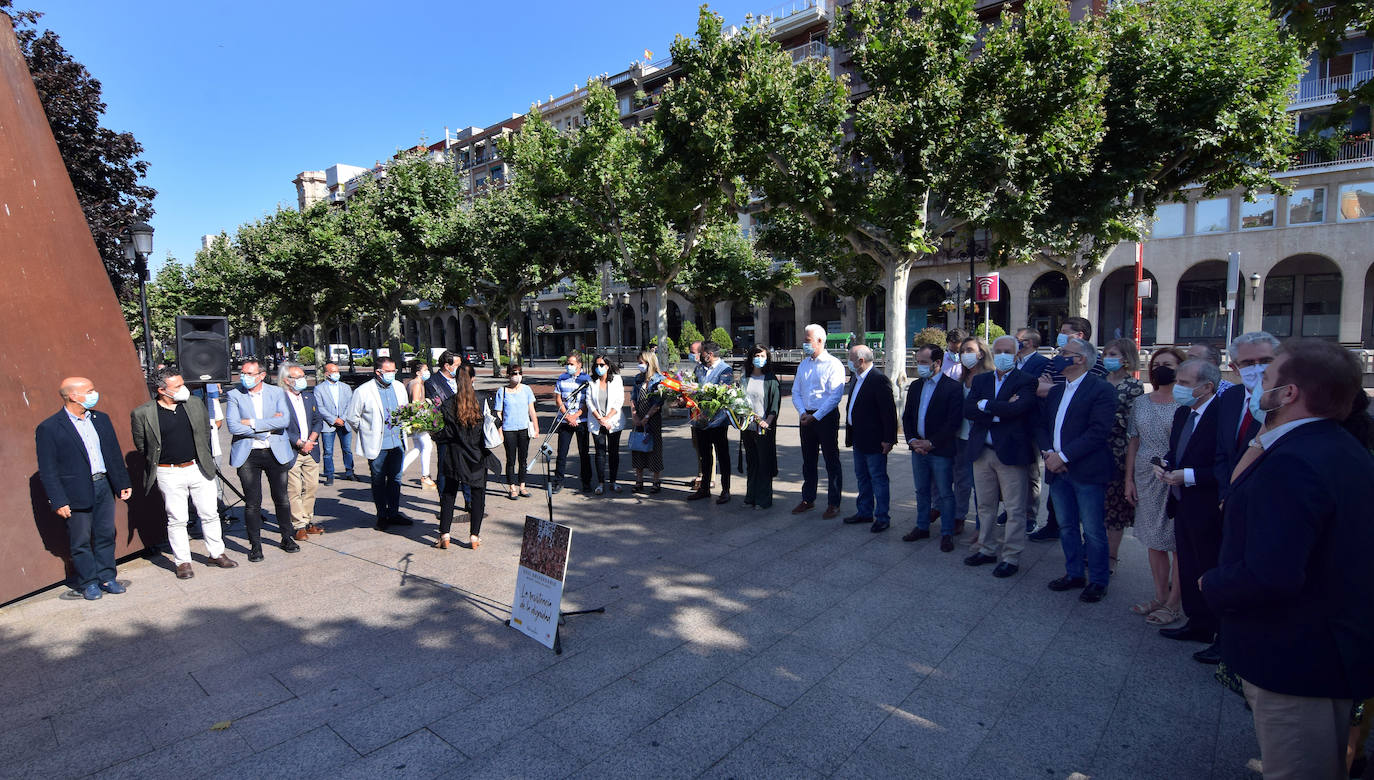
[120,222,154,376]
[957,231,988,336]
[619,291,630,354]
[1249,273,1261,301]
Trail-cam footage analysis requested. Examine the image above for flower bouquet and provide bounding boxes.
[387,398,443,434]
[689,383,756,430]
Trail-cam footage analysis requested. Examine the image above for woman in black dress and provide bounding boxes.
[630,349,665,493]
[741,345,781,509]
[431,370,498,550]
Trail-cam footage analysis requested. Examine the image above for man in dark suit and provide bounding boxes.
[842,345,897,533]
[426,350,462,495]
[35,377,133,600]
[1037,337,1117,602]
[964,335,1039,577]
[1211,332,1277,497]
[1156,359,1223,657]
[1201,340,1374,778]
[1014,328,1053,539]
[131,367,237,579]
[901,344,964,551]
[281,362,327,540]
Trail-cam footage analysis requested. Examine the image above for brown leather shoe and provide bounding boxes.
[293,529,309,541]
[822,505,840,520]
[175,563,194,580]
[791,500,815,514]
[206,554,238,569]
[306,523,324,535]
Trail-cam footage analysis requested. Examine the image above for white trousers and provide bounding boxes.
[156,465,224,564]
[403,430,434,479]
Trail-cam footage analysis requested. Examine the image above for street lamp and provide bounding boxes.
[1249,272,1262,301]
[120,221,154,376]
[521,298,542,366]
[619,291,630,352]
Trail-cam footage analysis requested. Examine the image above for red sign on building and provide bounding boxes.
[975,272,1000,302]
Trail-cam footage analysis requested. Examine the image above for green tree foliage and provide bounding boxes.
[973,322,1007,344]
[679,321,705,348]
[671,222,798,331]
[144,257,192,349]
[297,346,315,365]
[707,327,733,354]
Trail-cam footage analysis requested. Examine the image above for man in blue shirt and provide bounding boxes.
[552,352,592,492]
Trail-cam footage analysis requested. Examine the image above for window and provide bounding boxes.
[619,95,631,116]
[1288,187,1326,225]
[1149,203,1185,238]
[1302,273,1342,338]
[1195,198,1230,233]
[1338,181,1374,221]
[1176,278,1229,340]
[1240,194,1275,229]
[1262,276,1294,337]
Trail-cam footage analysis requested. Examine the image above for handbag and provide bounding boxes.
[629,428,654,453]
[482,398,503,449]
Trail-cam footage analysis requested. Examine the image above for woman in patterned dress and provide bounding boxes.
[630,349,665,493]
[1123,347,1186,625]
[1103,338,1145,573]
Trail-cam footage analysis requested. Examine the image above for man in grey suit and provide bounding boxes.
[131,367,238,579]
[315,362,355,485]
[226,359,298,561]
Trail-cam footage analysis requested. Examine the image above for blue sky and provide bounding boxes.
[24,0,772,272]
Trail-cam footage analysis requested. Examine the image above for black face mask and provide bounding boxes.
[1150,365,1176,386]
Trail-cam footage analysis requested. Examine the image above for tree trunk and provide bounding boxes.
[853,295,867,342]
[655,281,670,365]
[505,299,522,370]
[311,321,325,370]
[487,318,502,376]
[884,258,914,404]
[387,306,404,369]
[1065,264,1092,319]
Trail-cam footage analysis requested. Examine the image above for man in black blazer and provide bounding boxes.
[1211,332,1277,496]
[282,362,327,540]
[425,350,462,494]
[1155,359,1223,658]
[1201,340,1374,778]
[1036,338,1117,602]
[900,344,964,551]
[34,377,133,600]
[963,336,1039,577]
[842,345,897,533]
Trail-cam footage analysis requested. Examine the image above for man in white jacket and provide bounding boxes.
[346,357,411,529]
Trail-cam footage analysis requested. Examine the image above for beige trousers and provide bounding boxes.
[1242,678,1351,780]
[286,455,321,530]
[971,448,1029,564]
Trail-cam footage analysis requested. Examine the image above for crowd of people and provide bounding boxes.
[34,318,1374,776]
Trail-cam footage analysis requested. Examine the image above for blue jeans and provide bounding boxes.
[1049,476,1109,586]
[321,425,354,477]
[67,475,117,588]
[852,449,890,525]
[369,446,404,519]
[912,452,955,536]
[953,438,976,526]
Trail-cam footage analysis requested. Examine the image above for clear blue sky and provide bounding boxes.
[24,0,771,272]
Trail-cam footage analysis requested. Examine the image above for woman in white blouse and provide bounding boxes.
[585,354,626,495]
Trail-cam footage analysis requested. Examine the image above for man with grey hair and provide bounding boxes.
[1212,332,1279,496]
[841,344,896,532]
[280,362,327,540]
[792,323,846,517]
[1037,336,1117,602]
[1156,358,1223,661]
[1186,343,1234,395]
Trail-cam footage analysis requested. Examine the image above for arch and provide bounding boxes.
[445,316,459,349]
[1262,253,1342,341]
[463,314,478,349]
[619,302,637,347]
[907,280,946,337]
[768,290,797,349]
[809,288,843,332]
[1028,272,1069,347]
[1176,260,1246,345]
[863,286,887,333]
[667,300,683,341]
[1097,267,1160,346]
[729,300,754,353]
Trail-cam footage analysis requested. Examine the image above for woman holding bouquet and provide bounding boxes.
[402,359,437,489]
[630,350,666,493]
[741,345,781,509]
[494,365,539,500]
[431,370,497,550]
[585,354,626,495]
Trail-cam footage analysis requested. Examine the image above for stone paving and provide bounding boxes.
[0,374,1263,779]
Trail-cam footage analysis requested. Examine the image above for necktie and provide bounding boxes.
[1177,410,1198,457]
[1231,442,1264,484]
[1236,404,1254,449]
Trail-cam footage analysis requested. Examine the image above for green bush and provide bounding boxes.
[558,356,569,366]
[973,322,1007,343]
[356,356,374,367]
[913,327,948,348]
[499,355,511,366]
[649,334,681,366]
[297,346,316,365]
[401,342,415,354]
[708,327,733,354]
[679,320,704,347]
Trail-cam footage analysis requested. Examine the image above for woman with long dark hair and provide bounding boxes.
[741,345,781,509]
[431,369,497,550]
[585,353,626,494]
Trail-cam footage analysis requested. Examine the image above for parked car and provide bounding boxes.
[351,348,369,357]
[461,347,486,367]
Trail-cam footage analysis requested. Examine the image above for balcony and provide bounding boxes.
[1289,137,1374,171]
[788,40,829,64]
[1291,69,1374,108]
[754,0,828,36]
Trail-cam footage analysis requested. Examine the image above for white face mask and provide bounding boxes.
[171,386,191,403]
[637,362,648,373]
[292,377,308,391]
[510,374,523,384]
[1238,363,1267,391]
[328,372,340,382]
[960,353,980,369]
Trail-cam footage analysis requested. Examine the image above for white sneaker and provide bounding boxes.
[594,484,604,495]
[611,483,622,493]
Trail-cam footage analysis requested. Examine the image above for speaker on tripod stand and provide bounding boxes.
[175,315,230,383]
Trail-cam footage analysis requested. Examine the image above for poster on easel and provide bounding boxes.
[510,515,572,649]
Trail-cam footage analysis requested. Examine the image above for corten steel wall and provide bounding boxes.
[0,14,162,604]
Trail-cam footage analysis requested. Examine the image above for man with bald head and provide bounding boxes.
[35,377,133,600]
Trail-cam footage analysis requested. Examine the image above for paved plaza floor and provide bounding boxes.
[1,375,1264,779]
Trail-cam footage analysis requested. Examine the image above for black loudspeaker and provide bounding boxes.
[175,315,230,383]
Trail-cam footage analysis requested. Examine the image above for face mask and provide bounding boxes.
[293,378,308,392]
[79,391,99,410]
[1172,384,1196,406]
[241,375,258,390]
[510,374,523,384]
[752,356,767,369]
[378,372,395,386]
[1238,364,1266,391]
[1103,357,1123,373]
[172,386,191,403]
[419,371,430,381]
[847,359,857,373]
[992,353,1015,372]
[328,372,340,382]
[1050,354,1075,375]
[1150,365,1176,386]
[595,365,607,377]
[960,353,979,369]
[1251,383,1293,423]
[804,343,816,357]
[916,364,934,379]
[1056,333,1070,349]
[637,362,648,373]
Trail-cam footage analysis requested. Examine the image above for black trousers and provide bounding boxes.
[696,425,731,493]
[593,429,622,485]
[503,429,531,485]
[799,409,841,506]
[439,476,486,537]
[67,474,117,588]
[742,427,777,508]
[237,449,292,549]
[556,421,591,489]
[1175,501,1223,636]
